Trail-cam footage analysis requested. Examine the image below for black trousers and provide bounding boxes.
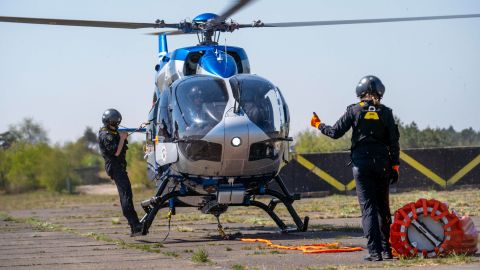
[110,164,139,227]
[352,154,392,255]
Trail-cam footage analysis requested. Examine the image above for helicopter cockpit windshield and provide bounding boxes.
[174,76,228,138]
[230,74,286,137]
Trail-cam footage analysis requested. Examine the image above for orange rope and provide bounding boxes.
[240,238,363,254]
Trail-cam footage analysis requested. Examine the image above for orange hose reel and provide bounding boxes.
[390,198,477,258]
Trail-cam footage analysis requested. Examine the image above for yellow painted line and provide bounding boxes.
[346,179,356,190]
[400,151,447,188]
[296,155,346,191]
[448,154,480,186]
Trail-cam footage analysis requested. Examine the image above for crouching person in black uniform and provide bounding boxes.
[99,108,143,236]
[311,75,400,261]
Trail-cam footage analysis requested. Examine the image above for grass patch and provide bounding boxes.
[191,248,209,263]
[306,253,479,269]
[152,243,164,248]
[389,253,478,267]
[296,189,480,219]
[7,215,73,233]
[0,212,14,221]
[0,188,154,211]
[111,217,121,225]
[0,216,161,255]
[232,264,247,270]
[255,245,266,250]
[83,232,165,253]
[270,250,287,254]
[309,224,363,233]
[176,226,194,232]
[162,251,179,257]
[2,189,478,221]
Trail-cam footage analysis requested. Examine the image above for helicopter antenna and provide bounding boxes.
[224,38,228,73]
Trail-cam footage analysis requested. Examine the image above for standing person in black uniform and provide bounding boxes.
[98,108,143,236]
[310,75,400,261]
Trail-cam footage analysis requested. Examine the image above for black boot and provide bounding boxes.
[382,251,394,260]
[364,253,383,261]
[130,223,144,237]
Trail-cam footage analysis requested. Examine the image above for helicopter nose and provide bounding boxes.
[222,114,249,174]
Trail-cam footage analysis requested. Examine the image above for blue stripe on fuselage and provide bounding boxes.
[171,45,248,61]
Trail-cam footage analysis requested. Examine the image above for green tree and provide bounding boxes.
[0,148,9,189]
[294,129,351,153]
[3,143,45,193]
[295,118,480,153]
[37,146,74,192]
[8,118,49,144]
[125,142,151,187]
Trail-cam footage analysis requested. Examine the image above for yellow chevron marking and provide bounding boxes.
[346,179,356,190]
[296,155,345,191]
[400,151,447,188]
[448,154,480,186]
[293,151,477,192]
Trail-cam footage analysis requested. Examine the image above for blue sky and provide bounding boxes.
[0,0,479,143]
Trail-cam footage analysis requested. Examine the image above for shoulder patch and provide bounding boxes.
[347,103,357,109]
[106,134,113,141]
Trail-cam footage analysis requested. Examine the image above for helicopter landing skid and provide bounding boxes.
[139,175,309,236]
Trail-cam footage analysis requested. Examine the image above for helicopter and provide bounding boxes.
[1,0,479,237]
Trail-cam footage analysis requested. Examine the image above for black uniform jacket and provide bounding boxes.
[319,101,400,165]
[98,127,128,177]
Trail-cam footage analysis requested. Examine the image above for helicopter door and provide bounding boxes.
[146,98,159,180]
[154,87,179,168]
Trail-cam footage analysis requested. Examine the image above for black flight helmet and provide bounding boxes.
[355,75,385,99]
[102,108,122,129]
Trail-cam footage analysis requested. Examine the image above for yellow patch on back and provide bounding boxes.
[364,112,379,120]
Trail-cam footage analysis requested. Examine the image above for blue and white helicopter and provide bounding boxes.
[2,0,479,237]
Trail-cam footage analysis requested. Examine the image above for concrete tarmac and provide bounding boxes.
[1,203,479,270]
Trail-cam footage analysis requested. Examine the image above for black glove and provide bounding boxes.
[390,165,399,184]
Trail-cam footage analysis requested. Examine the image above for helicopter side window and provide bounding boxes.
[184,52,203,76]
[147,97,159,141]
[277,88,290,134]
[227,52,243,73]
[158,88,173,141]
[173,76,228,139]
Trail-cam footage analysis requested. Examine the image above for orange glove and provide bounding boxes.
[392,165,400,172]
[390,165,400,184]
[310,113,321,129]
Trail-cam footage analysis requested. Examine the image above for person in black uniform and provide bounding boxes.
[98,108,143,236]
[310,75,400,261]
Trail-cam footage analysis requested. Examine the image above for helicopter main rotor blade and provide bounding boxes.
[216,0,257,22]
[0,16,178,29]
[145,30,194,36]
[241,13,480,28]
